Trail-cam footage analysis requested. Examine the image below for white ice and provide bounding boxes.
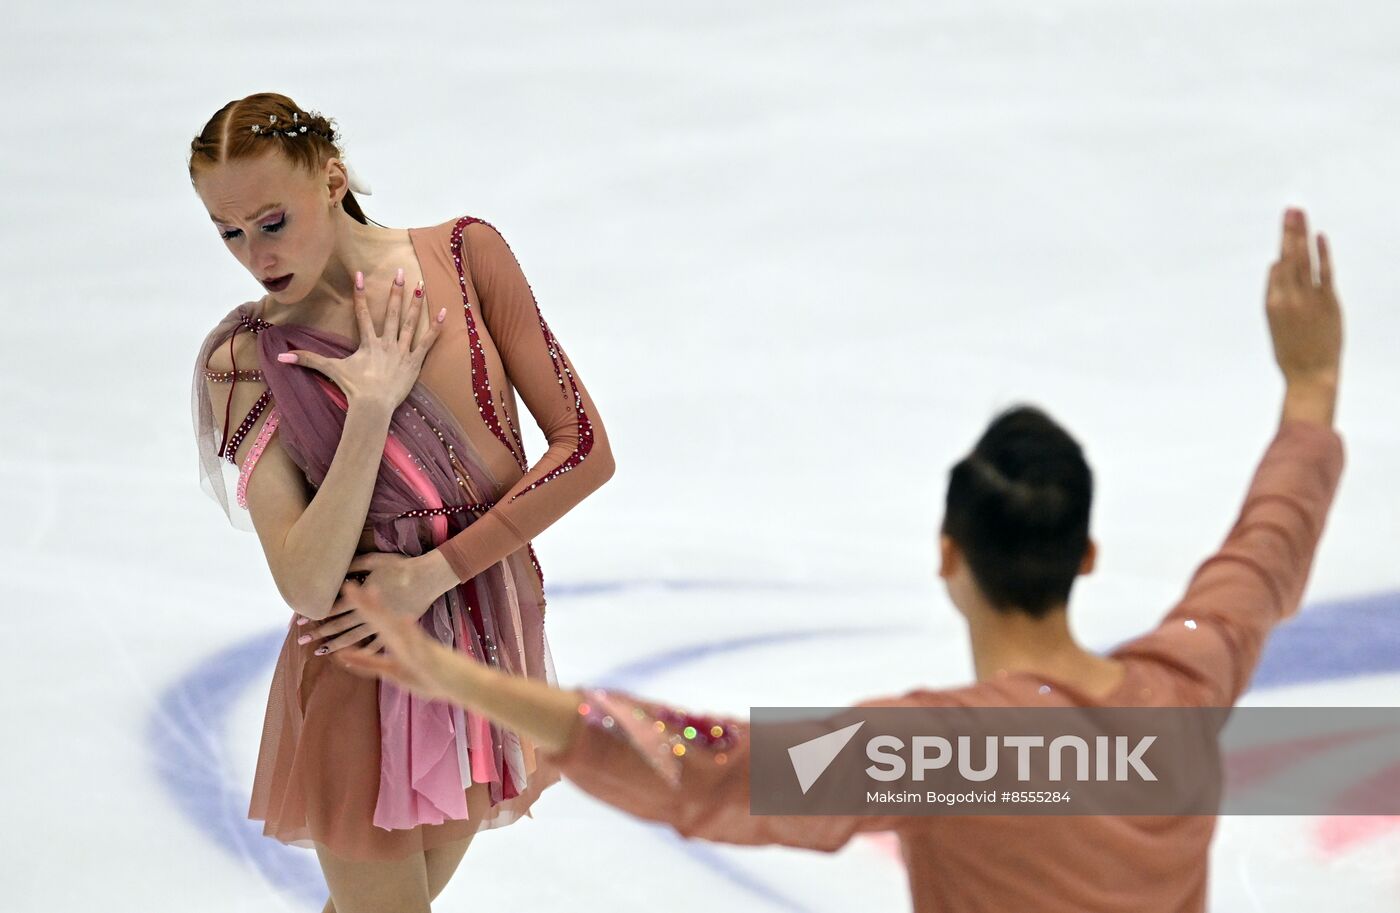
[3,1,1399,910]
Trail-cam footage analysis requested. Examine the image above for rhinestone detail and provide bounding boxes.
[449,216,596,503]
[239,313,275,335]
[205,368,264,383]
[236,407,280,508]
[450,218,525,471]
[222,389,273,464]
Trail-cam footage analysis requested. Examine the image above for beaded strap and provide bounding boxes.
[396,501,494,520]
[236,407,281,509]
[221,389,273,464]
[205,368,264,383]
[239,313,275,334]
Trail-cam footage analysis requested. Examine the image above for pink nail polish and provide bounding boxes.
[355,270,364,291]
[298,635,312,645]
[437,307,447,323]
[296,617,308,626]
[394,267,405,286]
[277,353,298,363]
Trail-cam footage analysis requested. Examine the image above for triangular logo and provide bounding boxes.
[788,721,865,794]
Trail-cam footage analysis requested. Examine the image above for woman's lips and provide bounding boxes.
[262,273,293,292]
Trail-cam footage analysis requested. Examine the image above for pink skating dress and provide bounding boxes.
[192,215,615,861]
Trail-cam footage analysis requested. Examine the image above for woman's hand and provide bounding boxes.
[331,579,470,705]
[298,552,443,657]
[276,268,448,414]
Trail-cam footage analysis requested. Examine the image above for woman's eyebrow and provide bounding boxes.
[209,202,283,224]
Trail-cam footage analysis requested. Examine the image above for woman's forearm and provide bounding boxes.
[447,657,584,755]
[278,401,394,619]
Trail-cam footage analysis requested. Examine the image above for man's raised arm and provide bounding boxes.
[1118,208,1346,705]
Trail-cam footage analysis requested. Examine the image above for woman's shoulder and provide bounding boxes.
[420,209,494,228]
[199,299,264,374]
[413,213,514,277]
[415,211,502,244]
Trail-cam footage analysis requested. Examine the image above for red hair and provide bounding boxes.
[188,92,374,226]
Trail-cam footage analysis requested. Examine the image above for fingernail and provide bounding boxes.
[355,270,364,290]
[296,616,308,626]
[394,267,405,286]
[298,635,312,645]
[414,281,423,299]
[277,353,298,363]
[315,646,329,656]
[437,307,447,323]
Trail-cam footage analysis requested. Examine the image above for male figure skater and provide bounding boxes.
[326,207,1344,912]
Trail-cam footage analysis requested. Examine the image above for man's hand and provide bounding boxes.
[297,552,441,655]
[1266,208,1342,427]
[332,579,471,704]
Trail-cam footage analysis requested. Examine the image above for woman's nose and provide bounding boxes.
[247,240,278,274]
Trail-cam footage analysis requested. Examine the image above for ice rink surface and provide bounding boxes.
[4,1,1399,910]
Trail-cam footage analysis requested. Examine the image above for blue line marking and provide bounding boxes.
[150,581,1400,909]
[1251,590,1400,688]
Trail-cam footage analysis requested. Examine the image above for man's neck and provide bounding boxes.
[966,605,1117,688]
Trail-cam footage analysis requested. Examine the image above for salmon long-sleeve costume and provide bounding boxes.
[539,421,1344,912]
[194,215,615,860]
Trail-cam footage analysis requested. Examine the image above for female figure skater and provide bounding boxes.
[331,209,1344,912]
[188,92,614,913]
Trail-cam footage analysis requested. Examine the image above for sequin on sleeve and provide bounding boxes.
[571,687,742,788]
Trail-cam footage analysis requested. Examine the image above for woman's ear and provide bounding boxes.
[325,157,349,208]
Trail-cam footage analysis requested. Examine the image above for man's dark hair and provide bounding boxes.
[942,405,1093,617]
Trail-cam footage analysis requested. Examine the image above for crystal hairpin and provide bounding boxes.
[251,120,312,136]
[242,112,372,195]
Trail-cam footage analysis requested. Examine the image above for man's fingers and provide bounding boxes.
[1283,208,1311,287]
[339,644,390,668]
[336,647,394,677]
[337,646,412,684]
[1317,231,1334,292]
[1266,261,1285,307]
